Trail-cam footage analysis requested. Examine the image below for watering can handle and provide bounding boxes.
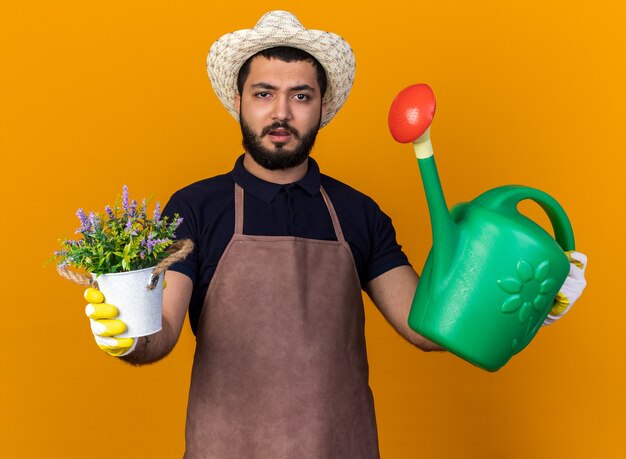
[481,186,576,251]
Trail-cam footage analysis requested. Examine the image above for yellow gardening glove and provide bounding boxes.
[84,287,136,357]
[542,251,588,326]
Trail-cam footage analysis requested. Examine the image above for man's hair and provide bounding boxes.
[236,46,328,97]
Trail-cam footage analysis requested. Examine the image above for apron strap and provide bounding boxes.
[233,183,346,242]
[320,186,346,243]
[234,183,244,234]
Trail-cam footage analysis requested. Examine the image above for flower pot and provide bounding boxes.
[92,266,163,338]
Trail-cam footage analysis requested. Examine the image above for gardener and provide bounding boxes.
[85,10,588,458]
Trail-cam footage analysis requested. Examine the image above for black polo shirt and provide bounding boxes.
[163,154,411,335]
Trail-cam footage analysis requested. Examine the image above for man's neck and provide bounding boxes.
[242,152,309,184]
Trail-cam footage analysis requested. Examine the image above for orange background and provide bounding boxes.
[2,1,624,457]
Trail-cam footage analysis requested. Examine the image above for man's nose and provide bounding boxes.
[271,96,293,122]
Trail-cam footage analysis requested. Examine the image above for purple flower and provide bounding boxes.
[124,218,137,235]
[89,212,100,232]
[63,239,79,247]
[75,208,90,233]
[58,256,74,269]
[129,199,137,217]
[153,202,161,223]
[140,199,147,217]
[104,205,115,220]
[142,231,169,254]
[121,185,129,211]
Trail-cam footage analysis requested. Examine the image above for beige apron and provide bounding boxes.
[184,184,379,458]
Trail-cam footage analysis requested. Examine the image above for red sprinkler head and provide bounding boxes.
[388,84,436,143]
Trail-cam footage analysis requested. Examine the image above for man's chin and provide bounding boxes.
[248,148,310,171]
[263,139,296,152]
[261,148,303,161]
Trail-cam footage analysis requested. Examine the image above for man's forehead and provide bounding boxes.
[245,56,319,87]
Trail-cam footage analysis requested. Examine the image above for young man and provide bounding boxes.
[85,11,588,458]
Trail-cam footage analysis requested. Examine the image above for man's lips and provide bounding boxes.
[267,129,292,141]
[270,129,290,134]
[262,123,299,139]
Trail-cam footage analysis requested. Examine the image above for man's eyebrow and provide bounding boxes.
[291,84,316,92]
[249,82,316,92]
[250,82,278,90]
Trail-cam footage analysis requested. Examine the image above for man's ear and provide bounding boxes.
[321,97,327,119]
[234,94,241,116]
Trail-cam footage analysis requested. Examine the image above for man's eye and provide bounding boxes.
[256,92,270,98]
[294,94,310,101]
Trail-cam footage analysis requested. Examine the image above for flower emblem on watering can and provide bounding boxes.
[498,259,557,324]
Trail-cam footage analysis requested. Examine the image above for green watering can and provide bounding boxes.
[388,84,575,371]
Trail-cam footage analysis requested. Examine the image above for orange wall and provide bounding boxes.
[2,1,624,457]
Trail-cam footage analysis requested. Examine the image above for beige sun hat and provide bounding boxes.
[207,10,356,128]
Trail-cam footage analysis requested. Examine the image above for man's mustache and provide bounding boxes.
[261,122,300,139]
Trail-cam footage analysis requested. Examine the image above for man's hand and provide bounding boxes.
[84,287,136,357]
[543,251,588,326]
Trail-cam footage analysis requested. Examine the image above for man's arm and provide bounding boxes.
[121,270,193,365]
[365,265,443,352]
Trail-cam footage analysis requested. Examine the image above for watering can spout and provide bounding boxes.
[387,83,459,280]
[415,149,460,281]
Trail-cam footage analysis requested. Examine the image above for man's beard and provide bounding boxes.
[240,117,320,171]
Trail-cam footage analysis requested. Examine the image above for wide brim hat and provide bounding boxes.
[207,10,356,128]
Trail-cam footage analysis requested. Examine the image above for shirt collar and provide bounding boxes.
[231,154,322,203]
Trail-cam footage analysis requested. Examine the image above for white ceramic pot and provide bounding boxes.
[92,266,163,338]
